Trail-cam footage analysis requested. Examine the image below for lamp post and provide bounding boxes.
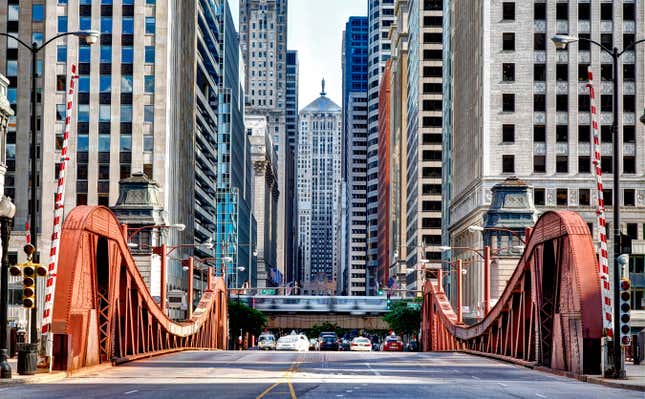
[440,245,491,316]
[0,197,16,379]
[551,34,645,379]
[0,30,99,346]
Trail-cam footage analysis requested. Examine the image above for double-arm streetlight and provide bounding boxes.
[0,30,99,350]
[440,246,492,318]
[551,34,645,379]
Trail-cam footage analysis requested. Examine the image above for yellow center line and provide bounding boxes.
[256,355,301,399]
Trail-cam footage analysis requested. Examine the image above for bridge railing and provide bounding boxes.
[421,211,603,375]
[51,206,228,371]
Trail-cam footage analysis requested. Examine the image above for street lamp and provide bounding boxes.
[0,196,16,379]
[551,33,645,379]
[0,30,99,348]
[440,245,492,316]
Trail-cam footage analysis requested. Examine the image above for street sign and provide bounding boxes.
[260,289,276,295]
[407,302,421,310]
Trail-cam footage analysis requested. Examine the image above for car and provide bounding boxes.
[258,333,276,350]
[382,335,403,352]
[319,334,339,351]
[309,338,320,351]
[350,337,372,351]
[338,338,351,351]
[276,334,310,352]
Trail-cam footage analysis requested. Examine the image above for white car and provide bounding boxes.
[276,334,310,352]
[258,334,276,350]
[350,337,372,351]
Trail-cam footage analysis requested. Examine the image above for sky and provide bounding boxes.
[228,0,367,109]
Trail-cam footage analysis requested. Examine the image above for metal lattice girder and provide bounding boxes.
[421,211,603,375]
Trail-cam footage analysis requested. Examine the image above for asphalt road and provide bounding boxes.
[1,350,640,399]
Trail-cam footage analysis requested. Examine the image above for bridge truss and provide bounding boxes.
[421,211,603,375]
[51,206,228,371]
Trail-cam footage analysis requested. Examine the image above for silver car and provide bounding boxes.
[258,334,276,350]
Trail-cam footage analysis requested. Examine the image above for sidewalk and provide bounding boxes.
[584,362,645,392]
[0,358,67,386]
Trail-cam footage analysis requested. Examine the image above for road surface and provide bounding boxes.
[1,350,640,398]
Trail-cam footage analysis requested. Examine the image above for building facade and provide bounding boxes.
[341,16,369,296]
[285,49,298,283]
[377,60,392,288]
[447,1,645,326]
[405,0,444,293]
[239,0,290,283]
[247,114,279,288]
[366,0,394,295]
[0,0,229,293]
[296,85,342,294]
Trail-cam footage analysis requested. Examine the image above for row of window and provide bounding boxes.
[533,187,639,208]
[501,2,635,22]
[502,153,637,175]
[502,124,637,144]
[501,93,635,113]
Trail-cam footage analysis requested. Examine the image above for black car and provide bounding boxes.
[319,334,339,351]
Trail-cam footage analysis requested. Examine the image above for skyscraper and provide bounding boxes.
[405,0,444,293]
[366,0,394,295]
[341,16,369,296]
[447,1,645,324]
[285,49,298,283]
[286,50,299,153]
[0,0,222,289]
[239,0,290,281]
[297,83,342,293]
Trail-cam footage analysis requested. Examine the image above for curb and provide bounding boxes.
[459,350,645,393]
[0,371,67,387]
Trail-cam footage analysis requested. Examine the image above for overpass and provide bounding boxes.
[236,295,397,329]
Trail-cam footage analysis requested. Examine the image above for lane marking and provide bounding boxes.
[124,390,139,395]
[256,355,300,399]
[471,375,481,380]
[497,383,508,388]
[364,362,381,376]
[535,394,546,398]
[288,380,297,399]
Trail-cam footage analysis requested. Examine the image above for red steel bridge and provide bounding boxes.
[421,210,603,375]
[50,206,228,372]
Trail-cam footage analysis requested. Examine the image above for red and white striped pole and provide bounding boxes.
[41,64,78,368]
[587,66,613,339]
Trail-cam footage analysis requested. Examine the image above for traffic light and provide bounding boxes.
[377,289,384,296]
[22,262,36,308]
[619,279,632,347]
[9,264,22,277]
[386,294,392,310]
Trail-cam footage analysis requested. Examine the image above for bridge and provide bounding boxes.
[50,206,228,371]
[42,207,603,378]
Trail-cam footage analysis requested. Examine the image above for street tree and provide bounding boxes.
[383,300,421,336]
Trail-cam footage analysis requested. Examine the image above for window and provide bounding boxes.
[579,189,590,206]
[502,155,515,173]
[502,2,515,20]
[78,105,90,123]
[556,156,568,173]
[601,95,612,112]
[99,105,111,122]
[122,46,134,63]
[533,156,546,173]
[534,33,546,50]
[145,46,155,63]
[601,64,612,81]
[80,17,92,31]
[623,125,635,143]
[578,64,590,81]
[100,75,111,93]
[601,126,613,144]
[605,189,613,206]
[624,64,635,81]
[578,156,590,173]
[601,34,612,49]
[534,125,545,142]
[58,16,68,33]
[502,125,514,142]
[54,46,67,64]
[121,75,133,93]
[502,63,515,82]
[625,189,635,206]
[601,156,612,174]
[56,104,66,121]
[145,17,156,34]
[143,135,154,152]
[120,135,132,151]
[79,45,91,63]
[556,3,568,20]
[556,64,568,81]
[556,95,568,111]
[56,75,66,92]
[556,189,568,206]
[578,95,590,112]
[534,95,545,112]
[144,76,155,93]
[120,105,133,122]
[600,3,612,20]
[534,3,546,19]
[578,3,590,20]
[556,125,568,142]
[578,125,590,142]
[122,17,134,34]
[624,95,635,113]
[624,3,635,21]
[502,94,514,112]
[534,188,545,206]
[534,64,546,81]
[624,156,636,174]
[101,17,112,34]
[579,33,591,51]
[33,5,44,22]
[78,75,90,92]
[144,105,154,123]
[503,33,515,51]
[100,46,112,63]
[98,135,110,152]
